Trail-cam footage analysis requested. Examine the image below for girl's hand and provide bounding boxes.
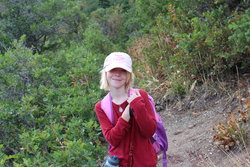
[127,91,141,104]
[121,105,130,122]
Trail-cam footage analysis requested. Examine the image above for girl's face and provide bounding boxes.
[107,68,128,89]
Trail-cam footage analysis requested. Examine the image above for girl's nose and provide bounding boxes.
[114,71,120,76]
[113,69,122,75]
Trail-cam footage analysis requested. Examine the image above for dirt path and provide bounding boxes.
[155,85,250,167]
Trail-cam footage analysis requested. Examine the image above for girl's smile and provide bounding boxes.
[107,68,128,89]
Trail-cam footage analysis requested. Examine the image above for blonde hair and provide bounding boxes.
[100,69,134,91]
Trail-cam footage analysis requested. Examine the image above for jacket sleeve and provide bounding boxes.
[129,89,157,138]
[95,102,130,147]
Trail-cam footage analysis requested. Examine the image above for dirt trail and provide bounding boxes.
[154,79,250,167]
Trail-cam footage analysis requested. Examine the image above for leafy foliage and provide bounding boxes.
[0,0,249,166]
[0,0,87,53]
[0,39,106,166]
[227,9,250,70]
[128,0,249,94]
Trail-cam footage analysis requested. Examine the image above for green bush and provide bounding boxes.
[83,22,119,55]
[0,39,106,166]
[131,1,249,94]
[0,0,87,52]
[12,120,105,166]
[227,9,250,70]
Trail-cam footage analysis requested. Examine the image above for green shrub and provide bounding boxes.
[227,9,250,70]
[130,1,249,95]
[0,39,106,166]
[83,22,118,55]
[0,145,8,165]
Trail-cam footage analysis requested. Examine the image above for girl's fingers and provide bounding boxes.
[127,91,141,103]
[136,91,141,96]
[134,91,140,97]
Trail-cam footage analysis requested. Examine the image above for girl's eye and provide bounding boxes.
[110,69,116,72]
[110,68,127,73]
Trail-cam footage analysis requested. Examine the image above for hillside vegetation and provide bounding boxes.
[0,0,249,166]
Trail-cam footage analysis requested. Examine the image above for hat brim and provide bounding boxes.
[105,63,132,73]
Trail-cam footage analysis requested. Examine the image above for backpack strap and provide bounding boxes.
[130,89,168,167]
[157,121,168,167]
[101,90,131,125]
[163,151,167,167]
[101,93,114,125]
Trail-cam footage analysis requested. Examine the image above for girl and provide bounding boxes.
[95,52,157,167]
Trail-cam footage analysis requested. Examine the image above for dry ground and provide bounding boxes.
[154,75,250,167]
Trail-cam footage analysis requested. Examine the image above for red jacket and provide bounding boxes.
[95,89,157,167]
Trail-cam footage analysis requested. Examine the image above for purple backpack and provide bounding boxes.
[101,88,168,167]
